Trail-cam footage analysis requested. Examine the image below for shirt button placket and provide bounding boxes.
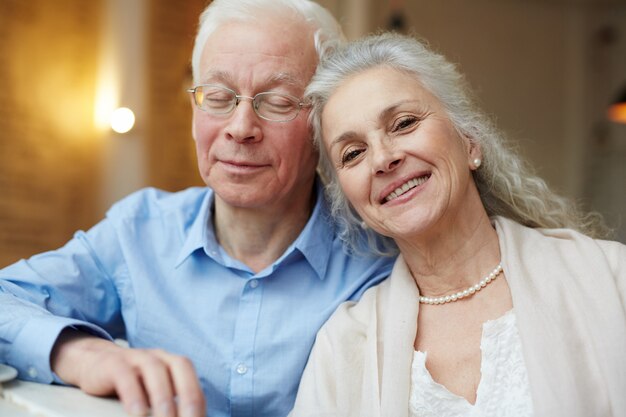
[230,277,263,417]
[236,363,248,375]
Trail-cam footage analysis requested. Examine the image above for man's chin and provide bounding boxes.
[213,187,277,210]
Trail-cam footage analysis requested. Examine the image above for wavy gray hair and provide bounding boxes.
[306,33,609,256]
[191,0,345,84]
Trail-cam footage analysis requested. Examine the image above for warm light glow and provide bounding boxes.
[608,103,626,124]
[110,107,135,133]
[93,20,120,133]
[93,50,119,131]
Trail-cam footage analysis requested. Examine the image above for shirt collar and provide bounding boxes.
[287,179,334,280]
[174,179,335,280]
[175,189,214,267]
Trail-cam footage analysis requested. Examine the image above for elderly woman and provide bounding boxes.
[289,33,626,417]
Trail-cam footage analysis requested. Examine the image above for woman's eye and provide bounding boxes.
[392,115,418,132]
[341,148,363,164]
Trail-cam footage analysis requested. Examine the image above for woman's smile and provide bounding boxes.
[380,173,431,204]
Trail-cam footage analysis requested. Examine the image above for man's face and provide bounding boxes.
[191,18,319,211]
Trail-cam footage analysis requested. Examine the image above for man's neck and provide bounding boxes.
[213,190,316,273]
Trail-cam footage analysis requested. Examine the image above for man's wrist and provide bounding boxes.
[50,328,114,386]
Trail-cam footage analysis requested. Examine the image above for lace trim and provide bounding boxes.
[409,310,534,417]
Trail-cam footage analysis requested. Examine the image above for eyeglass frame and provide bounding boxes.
[187,84,311,122]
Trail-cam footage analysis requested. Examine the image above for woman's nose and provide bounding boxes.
[371,142,403,175]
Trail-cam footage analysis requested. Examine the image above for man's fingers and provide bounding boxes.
[152,352,206,417]
[52,337,205,417]
[113,365,150,416]
[135,350,177,417]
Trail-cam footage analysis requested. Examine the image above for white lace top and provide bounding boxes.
[409,310,534,417]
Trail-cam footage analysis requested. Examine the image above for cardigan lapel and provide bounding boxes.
[378,255,420,417]
[495,216,625,416]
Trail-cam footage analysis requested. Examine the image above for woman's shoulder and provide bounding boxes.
[495,215,626,282]
[495,216,625,253]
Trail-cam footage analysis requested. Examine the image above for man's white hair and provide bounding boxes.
[191,0,345,84]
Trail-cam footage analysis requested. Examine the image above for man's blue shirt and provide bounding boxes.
[0,184,393,417]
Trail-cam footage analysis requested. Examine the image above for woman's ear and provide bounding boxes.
[466,137,483,170]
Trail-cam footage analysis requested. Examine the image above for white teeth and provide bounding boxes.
[384,175,429,202]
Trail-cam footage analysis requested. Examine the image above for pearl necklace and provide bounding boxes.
[418,264,503,305]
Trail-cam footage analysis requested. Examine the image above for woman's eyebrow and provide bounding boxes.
[328,99,429,149]
[378,99,425,121]
[329,131,359,150]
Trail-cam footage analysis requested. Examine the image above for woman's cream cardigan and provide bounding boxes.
[289,216,626,417]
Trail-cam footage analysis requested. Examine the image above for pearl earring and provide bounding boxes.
[473,158,482,168]
[360,221,368,229]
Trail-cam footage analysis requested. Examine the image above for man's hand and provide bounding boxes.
[51,329,205,417]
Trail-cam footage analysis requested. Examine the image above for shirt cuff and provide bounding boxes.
[7,315,113,384]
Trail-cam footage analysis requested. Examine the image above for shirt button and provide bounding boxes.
[236,363,248,375]
[27,366,38,378]
[249,279,259,289]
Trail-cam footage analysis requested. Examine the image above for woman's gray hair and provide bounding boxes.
[191,0,345,84]
[306,32,609,256]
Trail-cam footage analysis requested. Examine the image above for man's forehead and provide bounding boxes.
[198,18,317,79]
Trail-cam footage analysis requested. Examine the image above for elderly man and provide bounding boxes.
[0,1,393,417]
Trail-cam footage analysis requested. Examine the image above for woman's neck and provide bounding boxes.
[397,212,501,299]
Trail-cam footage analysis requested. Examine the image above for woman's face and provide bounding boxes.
[321,67,482,242]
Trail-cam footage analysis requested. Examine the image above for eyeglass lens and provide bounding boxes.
[193,85,302,121]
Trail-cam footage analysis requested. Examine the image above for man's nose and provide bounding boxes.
[224,97,263,143]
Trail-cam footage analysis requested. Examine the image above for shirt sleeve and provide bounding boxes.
[0,218,126,384]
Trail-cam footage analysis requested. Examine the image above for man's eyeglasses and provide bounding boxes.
[187,84,310,122]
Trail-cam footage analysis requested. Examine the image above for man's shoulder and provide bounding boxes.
[106,187,210,220]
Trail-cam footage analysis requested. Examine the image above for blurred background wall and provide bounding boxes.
[0,0,625,266]
[0,0,102,264]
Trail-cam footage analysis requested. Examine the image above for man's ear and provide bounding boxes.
[190,96,198,142]
[191,124,198,142]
